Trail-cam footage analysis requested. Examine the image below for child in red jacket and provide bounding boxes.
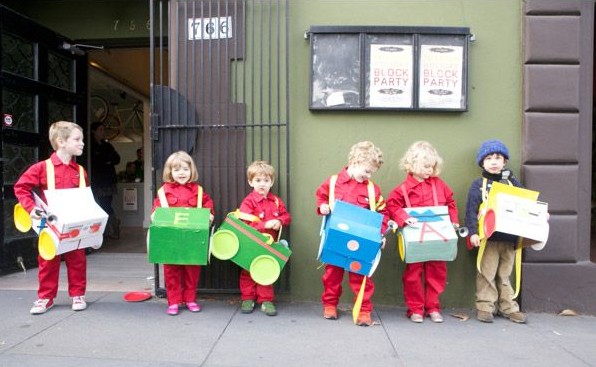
[315,141,389,326]
[151,151,215,316]
[14,121,89,314]
[237,161,291,316]
[387,141,459,324]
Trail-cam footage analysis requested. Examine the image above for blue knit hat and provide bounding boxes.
[476,139,509,166]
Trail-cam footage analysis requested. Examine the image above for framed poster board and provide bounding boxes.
[308,26,472,111]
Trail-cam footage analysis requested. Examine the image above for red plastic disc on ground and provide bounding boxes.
[123,291,152,302]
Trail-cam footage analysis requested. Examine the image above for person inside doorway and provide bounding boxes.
[90,121,121,240]
[133,147,144,182]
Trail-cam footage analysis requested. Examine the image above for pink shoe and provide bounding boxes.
[186,302,201,312]
[166,304,179,316]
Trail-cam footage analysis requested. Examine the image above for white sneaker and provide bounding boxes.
[30,298,54,314]
[72,296,87,311]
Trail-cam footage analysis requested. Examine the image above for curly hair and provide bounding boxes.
[399,140,443,176]
[347,141,384,169]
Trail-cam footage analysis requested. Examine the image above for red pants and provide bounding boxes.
[402,261,446,316]
[164,264,201,306]
[239,269,274,302]
[321,264,375,313]
[37,248,86,299]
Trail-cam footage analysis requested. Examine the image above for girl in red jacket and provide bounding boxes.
[387,141,460,324]
[151,151,215,315]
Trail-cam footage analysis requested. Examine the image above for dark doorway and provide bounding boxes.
[0,5,88,273]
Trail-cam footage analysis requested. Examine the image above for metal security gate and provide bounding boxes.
[0,5,88,274]
[149,0,290,292]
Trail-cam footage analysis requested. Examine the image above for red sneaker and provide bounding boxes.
[356,312,372,326]
[323,305,337,320]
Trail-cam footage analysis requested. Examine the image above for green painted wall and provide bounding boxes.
[286,0,523,307]
[3,0,523,308]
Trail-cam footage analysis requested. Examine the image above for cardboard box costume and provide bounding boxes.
[14,160,107,260]
[211,213,291,286]
[318,200,383,277]
[148,185,211,265]
[397,205,458,263]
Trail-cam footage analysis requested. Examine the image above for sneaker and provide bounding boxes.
[186,302,201,313]
[409,313,424,323]
[477,310,494,323]
[429,311,444,323]
[502,311,527,324]
[166,304,179,316]
[323,305,337,320]
[72,296,87,311]
[30,299,54,315]
[356,312,372,326]
[261,301,277,316]
[240,300,255,314]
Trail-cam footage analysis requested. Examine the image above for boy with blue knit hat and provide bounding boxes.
[464,139,527,324]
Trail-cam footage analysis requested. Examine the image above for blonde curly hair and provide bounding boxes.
[399,140,443,176]
[347,141,384,169]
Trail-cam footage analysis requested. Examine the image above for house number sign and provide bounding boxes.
[188,16,233,40]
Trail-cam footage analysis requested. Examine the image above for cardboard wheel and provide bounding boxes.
[38,229,57,260]
[398,233,405,262]
[211,230,239,260]
[483,209,496,238]
[249,255,280,286]
[14,203,32,232]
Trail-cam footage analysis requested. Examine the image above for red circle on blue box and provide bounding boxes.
[4,114,13,127]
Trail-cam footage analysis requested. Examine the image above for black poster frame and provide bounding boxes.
[308,26,472,112]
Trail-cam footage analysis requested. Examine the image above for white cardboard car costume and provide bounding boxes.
[14,187,108,260]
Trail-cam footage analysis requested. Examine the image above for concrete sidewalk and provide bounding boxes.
[1,254,595,367]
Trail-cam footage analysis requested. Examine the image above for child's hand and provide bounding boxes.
[30,207,43,220]
[470,234,480,247]
[405,217,418,226]
[381,237,386,250]
[265,219,281,230]
[320,203,330,215]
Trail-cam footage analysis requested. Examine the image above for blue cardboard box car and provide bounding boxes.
[318,200,383,276]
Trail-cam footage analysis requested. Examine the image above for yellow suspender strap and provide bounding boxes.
[196,185,203,208]
[367,180,376,212]
[476,178,514,273]
[157,185,203,208]
[329,174,376,212]
[329,175,338,211]
[513,238,523,299]
[352,275,367,324]
[45,159,84,190]
[157,187,168,207]
[234,210,261,222]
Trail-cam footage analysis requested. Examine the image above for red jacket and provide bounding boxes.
[315,167,389,233]
[151,182,214,214]
[14,152,89,213]
[239,191,291,240]
[387,173,459,227]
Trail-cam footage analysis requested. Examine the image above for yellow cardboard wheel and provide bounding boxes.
[249,255,280,286]
[14,203,32,232]
[398,233,405,262]
[38,229,57,260]
[211,230,239,260]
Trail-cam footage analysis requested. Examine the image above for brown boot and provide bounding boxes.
[477,310,494,323]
